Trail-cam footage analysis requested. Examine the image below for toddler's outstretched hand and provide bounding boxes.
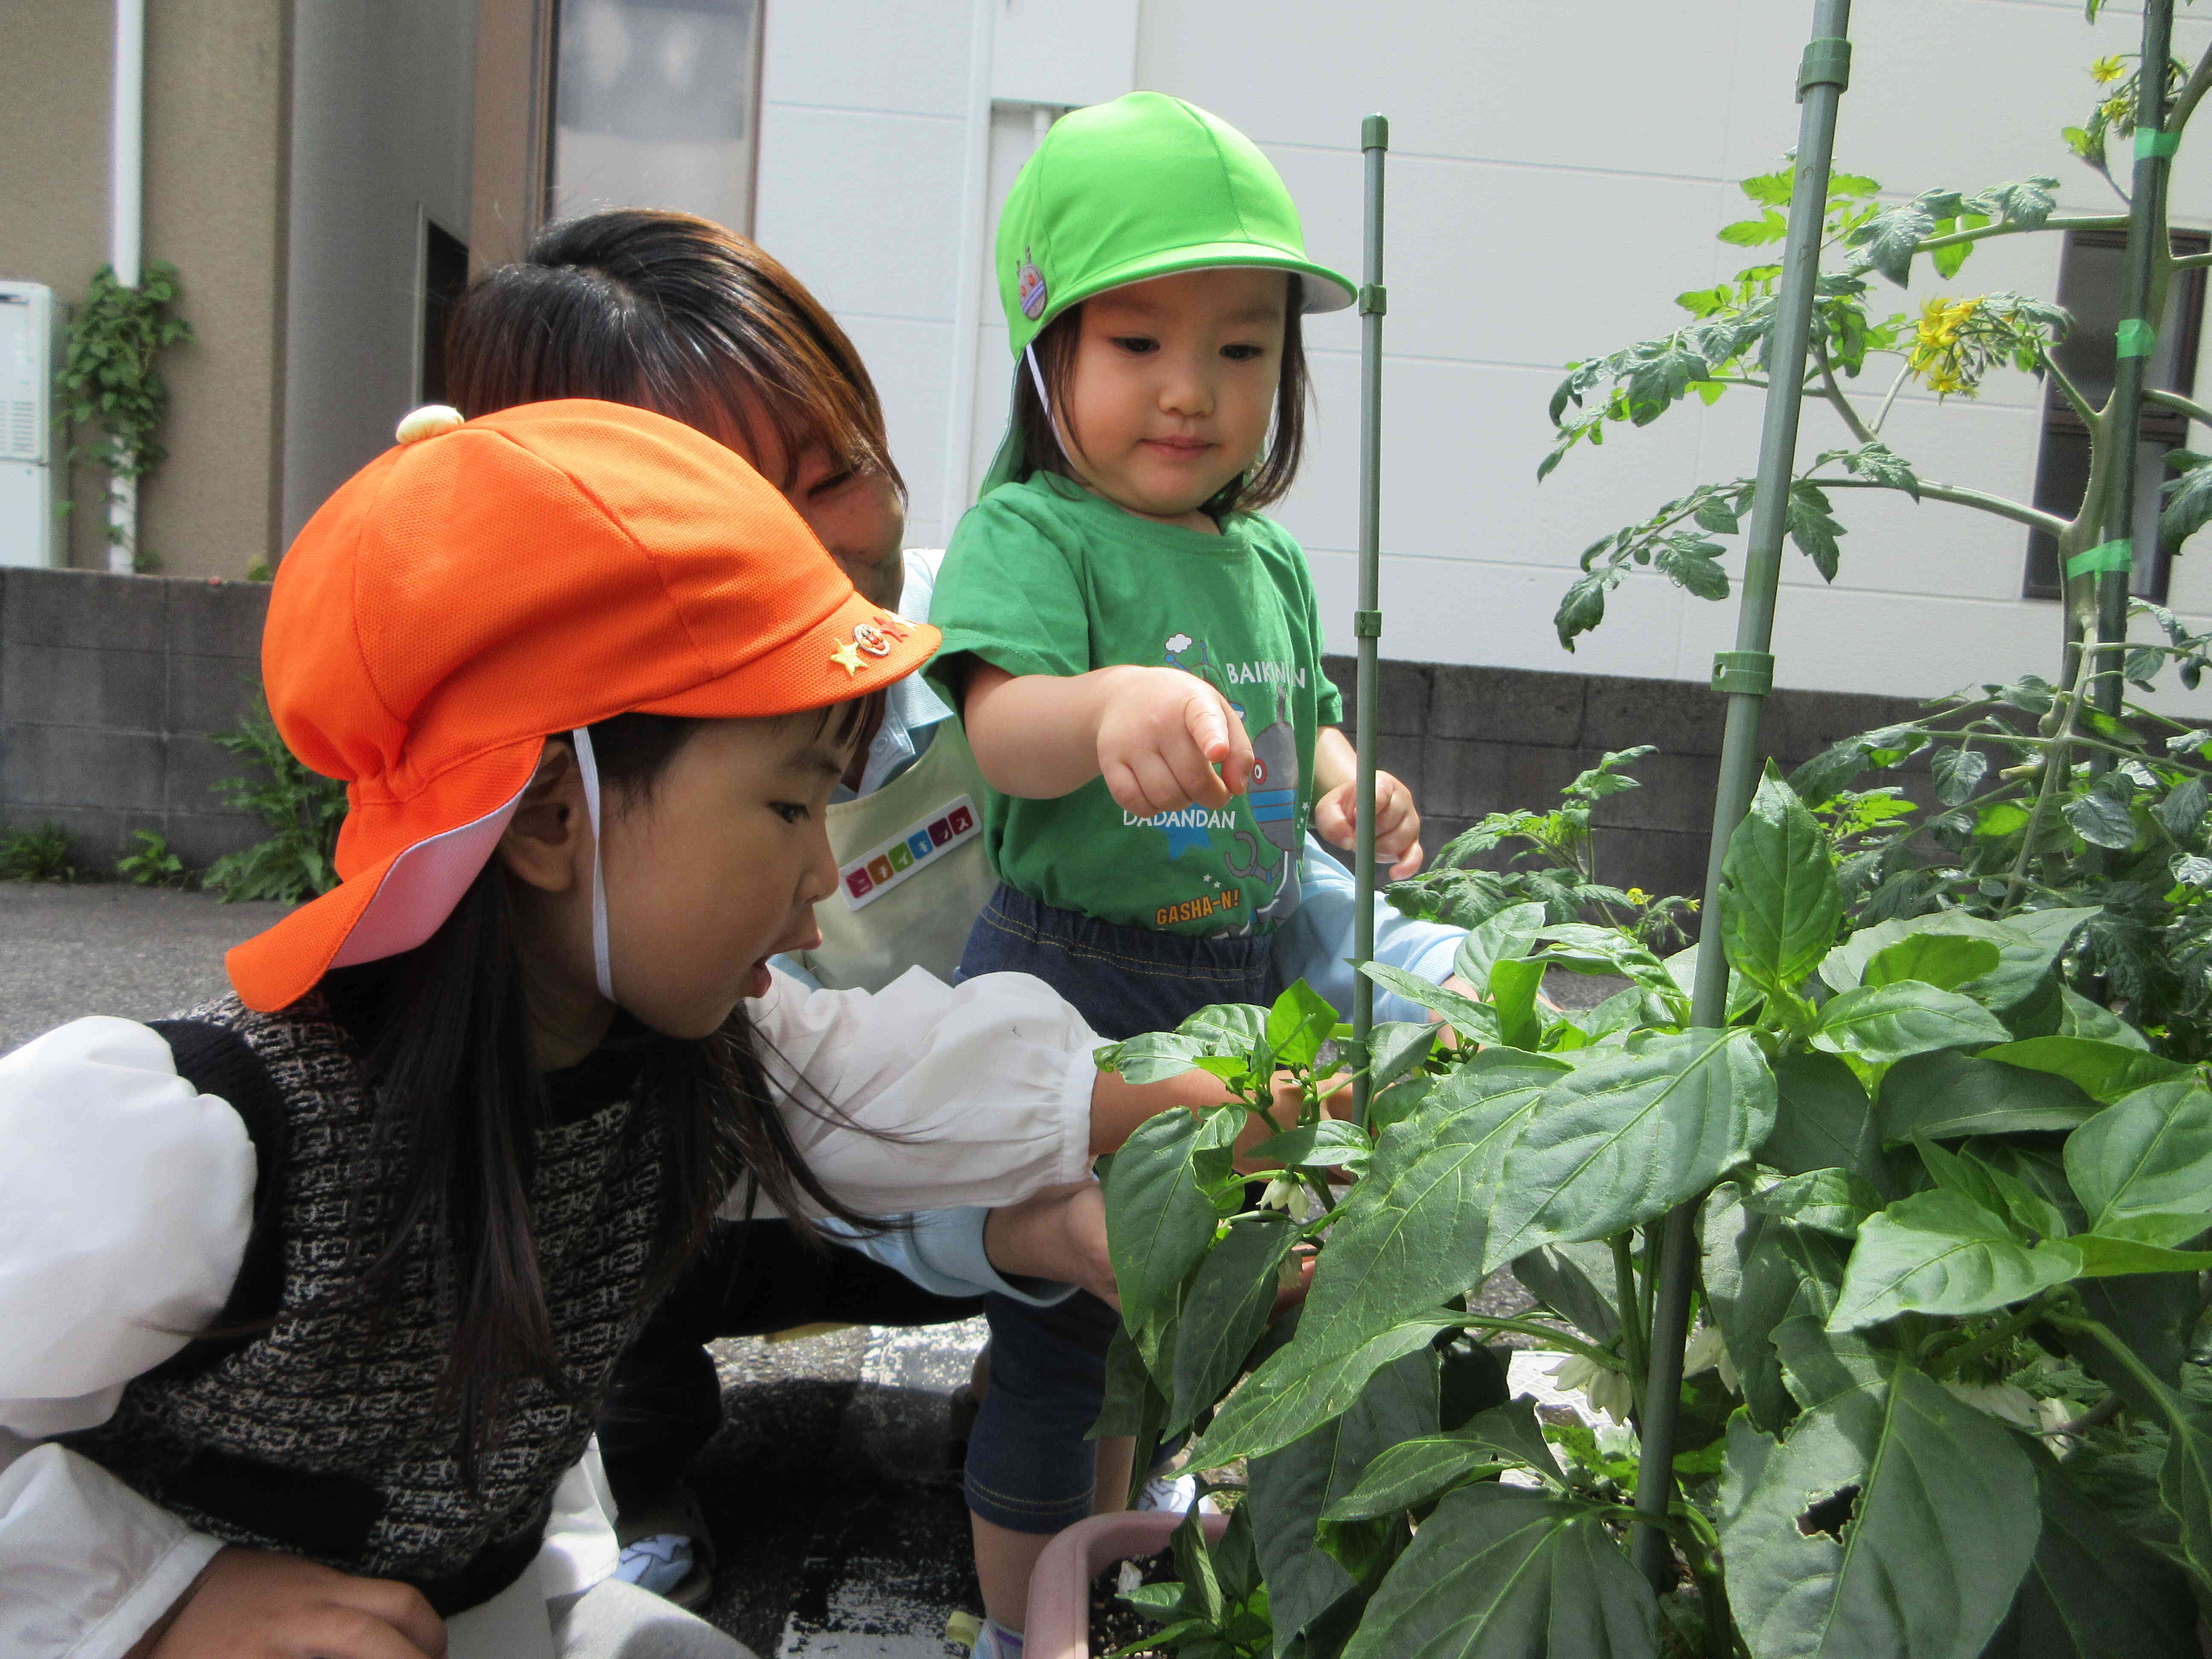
[130,1547,445,1659]
[1314,770,1424,879]
[1094,667,1255,818]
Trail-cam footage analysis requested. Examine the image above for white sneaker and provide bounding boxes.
[613,1531,695,1598]
[1135,1470,1218,1515]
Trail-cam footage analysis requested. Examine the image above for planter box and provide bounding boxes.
[1023,1509,1230,1659]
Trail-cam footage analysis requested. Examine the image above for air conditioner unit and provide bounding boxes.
[0,282,63,568]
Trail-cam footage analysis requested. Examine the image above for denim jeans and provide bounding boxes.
[956,883,1278,1531]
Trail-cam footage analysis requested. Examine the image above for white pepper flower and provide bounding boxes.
[1259,1175,1298,1211]
[1683,1324,1739,1393]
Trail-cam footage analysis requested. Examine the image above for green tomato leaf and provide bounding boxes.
[1484,1028,1777,1272]
[1860,933,2000,992]
[1931,743,1990,806]
[1338,1486,1659,1659]
[2064,1080,2212,1243]
[1829,1189,2081,1329]
[1810,980,2012,1065]
[1721,1363,2040,1659]
[1720,774,1844,996]
[2063,790,2139,851]
[1979,1036,2191,1102]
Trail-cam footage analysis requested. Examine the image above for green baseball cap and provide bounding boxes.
[979,92,1355,496]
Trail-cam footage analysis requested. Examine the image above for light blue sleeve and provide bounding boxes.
[1273,836,1465,1022]
[817,1207,1075,1307]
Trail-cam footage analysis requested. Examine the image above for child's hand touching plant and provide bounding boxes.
[963,660,1254,814]
[1312,725,1424,878]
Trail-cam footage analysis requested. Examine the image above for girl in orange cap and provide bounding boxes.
[0,399,1290,1659]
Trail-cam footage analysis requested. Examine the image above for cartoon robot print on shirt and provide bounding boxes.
[1220,687,1303,930]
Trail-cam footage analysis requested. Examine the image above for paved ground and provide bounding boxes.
[1,882,1583,1655]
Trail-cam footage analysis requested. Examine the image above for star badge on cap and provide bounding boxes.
[829,639,867,677]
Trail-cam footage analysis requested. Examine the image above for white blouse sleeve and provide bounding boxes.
[0,1017,256,1656]
[733,966,1100,1218]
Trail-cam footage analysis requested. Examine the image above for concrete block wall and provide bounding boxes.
[1324,655,1926,904]
[0,569,274,871]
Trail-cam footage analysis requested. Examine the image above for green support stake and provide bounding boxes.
[1351,113,1387,1127]
[1627,0,1853,1587]
[2093,0,2174,719]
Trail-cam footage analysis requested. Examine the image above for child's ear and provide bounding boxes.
[498,742,585,894]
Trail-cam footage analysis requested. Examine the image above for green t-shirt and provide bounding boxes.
[928,472,1344,937]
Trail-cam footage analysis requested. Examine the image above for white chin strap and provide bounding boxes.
[570,727,615,1003]
[1024,344,1053,421]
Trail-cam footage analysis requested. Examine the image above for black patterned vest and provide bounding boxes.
[61,993,668,1615]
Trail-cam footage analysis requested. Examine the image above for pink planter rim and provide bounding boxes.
[1022,1508,1230,1659]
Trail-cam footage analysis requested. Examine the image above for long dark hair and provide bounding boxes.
[446,208,903,498]
[321,708,882,1472]
[1012,279,1311,516]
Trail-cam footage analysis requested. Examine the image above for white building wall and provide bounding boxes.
[282,0,478,548]
[768,0,2212,707]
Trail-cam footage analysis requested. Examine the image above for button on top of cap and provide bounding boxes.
[395,405,466,445]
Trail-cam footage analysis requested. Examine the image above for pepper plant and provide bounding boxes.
[1095,775,2212,1659]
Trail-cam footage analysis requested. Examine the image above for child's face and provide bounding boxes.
[1058,268,1288,523]
[598,712,853,1038]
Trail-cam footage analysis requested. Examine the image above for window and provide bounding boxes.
[550,0,763,235]
[2023,228,2209,601]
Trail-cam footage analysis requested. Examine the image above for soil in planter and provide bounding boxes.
[1089,1549,1178,1657]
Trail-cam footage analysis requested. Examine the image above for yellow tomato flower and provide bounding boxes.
[2091,55,2127,86]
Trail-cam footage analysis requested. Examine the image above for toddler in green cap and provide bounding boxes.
[926,91,1429,1648]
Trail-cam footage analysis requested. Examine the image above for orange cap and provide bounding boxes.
[226,399,937,1011]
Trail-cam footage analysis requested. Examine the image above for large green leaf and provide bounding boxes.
[1247,1345,1438,1653]
[1722,774,1844,995]
[2158,1406,2212,1595]
[1860,934,2000,992]
[1103,1105,1241,1362]
[1722,1363,2039,1659]
[1193,1059,1566,1464]
[2063,1080,2212,1245]
[1977,1036,2190,1103]
[1980,1439,2198,1659]
[1096,1001,1269,1083]
[1513,1240,1622,1344]
[1452,901,1548,993]
[1362,962,1502,1045]
[1766,1051,1885,1187]
[1819,910,2090,1015]
[1747,1168,1883,1238]
[1483,1028,1777,1272]
[1704,1183,1846,1432]
[2069,1234,2212,1276]
[1327,1396,1563,1522]
[1169,1213,1301,1435]
[1488,957,1546,1053]
[1338,1486,1659,1659]
[1268,978,1342,1071]
[1829,1190,2081,1329]
[1810,981,2011,1065]
[1878,1049,2101,1144]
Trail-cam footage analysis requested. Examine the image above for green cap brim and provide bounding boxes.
[1015,243,1356,360]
